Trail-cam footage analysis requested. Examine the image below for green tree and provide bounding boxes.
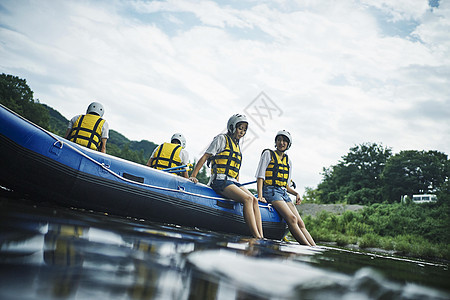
[0,73,49,129]
[302,186,321,203]
[317,143,392,204]
[382,150,449,203]
[191,161,210,185]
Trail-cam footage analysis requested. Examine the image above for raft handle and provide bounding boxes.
[216,199,235,209]
[49,140,64,156]
[122,172,145,183]
[53,140,64,149]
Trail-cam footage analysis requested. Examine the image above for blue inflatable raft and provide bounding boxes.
[0,104,287,239]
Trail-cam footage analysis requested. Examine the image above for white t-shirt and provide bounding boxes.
[150,143,189,165]
[68,114,109,139]
[255,149,292,186]
[206,134,240,182]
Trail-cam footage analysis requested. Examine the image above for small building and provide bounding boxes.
[401,194,437,204]
[411,194,437,204]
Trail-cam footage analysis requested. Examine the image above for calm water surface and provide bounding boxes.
[0,195,448,300]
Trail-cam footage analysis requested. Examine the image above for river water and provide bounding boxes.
[1,194,449,300]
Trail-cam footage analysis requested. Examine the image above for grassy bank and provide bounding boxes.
[301,202,450,261]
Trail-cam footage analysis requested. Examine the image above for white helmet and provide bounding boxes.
[275,130,292,150]
[171,133,186,149]
[86,102,105,117]
[227,114,248,134]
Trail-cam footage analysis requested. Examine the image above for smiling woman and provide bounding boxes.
[189,114,267,239]
[256,130,316,246]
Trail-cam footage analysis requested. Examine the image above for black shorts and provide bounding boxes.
[210,179,242,193]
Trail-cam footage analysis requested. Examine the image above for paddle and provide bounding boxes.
[241,180,256,186]
[162,164,192,172]
[168,168,192,174]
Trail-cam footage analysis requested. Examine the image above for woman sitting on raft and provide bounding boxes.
[189,114,265,239]
[255,130,316,246]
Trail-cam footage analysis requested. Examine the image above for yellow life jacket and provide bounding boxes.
[68,114,105,151]
[150,143,182,170]
[264,149,289,187]
[211,134,242,179]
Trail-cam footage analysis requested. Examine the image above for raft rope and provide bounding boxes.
[60,138,272,209]
[42,130,272,208]
[51,136,231,202]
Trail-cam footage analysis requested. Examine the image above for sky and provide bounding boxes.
[1,0,449,195]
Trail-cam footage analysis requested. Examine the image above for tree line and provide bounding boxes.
[304,142,449,205]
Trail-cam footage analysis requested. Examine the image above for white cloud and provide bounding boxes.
[1,0,448,194]
[361,0,430,21]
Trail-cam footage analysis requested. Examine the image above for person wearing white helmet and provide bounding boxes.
[190,114,265,239]
[147,133,190,178]
[255,130,316,246]
[65,102,109,153]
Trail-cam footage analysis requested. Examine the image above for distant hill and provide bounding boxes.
[42,104,68,137]
[129,139,158,160]
[107,129,158,163]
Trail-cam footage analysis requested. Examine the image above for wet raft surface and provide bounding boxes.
[1,197,449,300]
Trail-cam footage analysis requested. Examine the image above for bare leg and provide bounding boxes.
[240,186,264,238]
[220,184,263,238]
[287,202,316,246]
[271,201,311,246]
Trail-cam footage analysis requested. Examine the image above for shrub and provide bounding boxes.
[345,220,373,236]
[379,236,395,250]
[334,234,358,246]
[359,233,379,248]
[313,228,335,242]
[307,202,450,260]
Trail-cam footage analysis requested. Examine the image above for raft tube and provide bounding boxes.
[0,104,288,239]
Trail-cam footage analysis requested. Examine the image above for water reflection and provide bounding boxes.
[43,224,86,298]
[0,198,449,300]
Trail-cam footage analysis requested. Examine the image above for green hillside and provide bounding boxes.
[42,104,68,137]
[105,128,157,164]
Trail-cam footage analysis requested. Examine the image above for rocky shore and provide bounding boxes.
[297,203,364,217]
